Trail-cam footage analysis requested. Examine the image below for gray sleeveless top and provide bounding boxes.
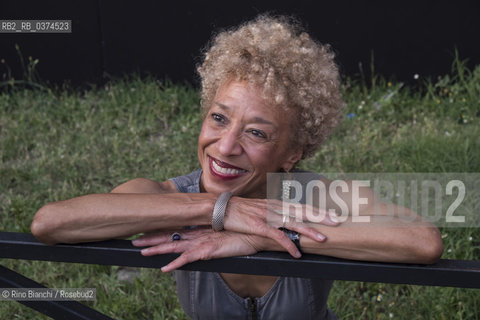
[170,169,337,320]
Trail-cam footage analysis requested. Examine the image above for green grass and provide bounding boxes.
[1,59,479,319]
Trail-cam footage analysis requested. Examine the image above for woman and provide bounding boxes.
[31,15,443,319]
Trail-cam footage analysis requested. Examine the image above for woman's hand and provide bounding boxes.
[222,197,339,257]
[132,228,268,272]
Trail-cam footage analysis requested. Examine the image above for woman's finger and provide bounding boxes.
[264,207,328,243]
[140,241,187,256]
[132,232,172,246]
[266,227,301,258]
[139,229,218,256]
[160,235,259,272]
[285,222,327,242]
[303,207,340,226]
[161,250,205,272]
[137,230,266,272]
[268,200,340,226]
[132,227,213,247]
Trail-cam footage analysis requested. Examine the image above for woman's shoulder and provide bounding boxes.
[169,169,202,193]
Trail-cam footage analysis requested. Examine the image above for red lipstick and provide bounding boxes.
[208,156,247,180]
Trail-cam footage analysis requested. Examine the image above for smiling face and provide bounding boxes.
[198,81,302,198]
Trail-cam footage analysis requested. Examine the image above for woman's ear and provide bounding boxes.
[282,149,303,172]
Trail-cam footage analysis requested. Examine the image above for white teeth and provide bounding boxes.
[212,159,245,175]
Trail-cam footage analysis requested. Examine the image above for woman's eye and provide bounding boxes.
[211,113,225,122]
[249,129,267,139]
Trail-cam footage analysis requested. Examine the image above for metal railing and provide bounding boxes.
[1,231,480,319]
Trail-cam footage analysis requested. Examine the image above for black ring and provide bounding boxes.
[171,232,181,241]
[278,227,301,252]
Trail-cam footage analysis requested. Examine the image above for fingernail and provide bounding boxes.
[317,233,326,241]
[141,249,150,255]
[161,266,173,273]
[295,251,302,258]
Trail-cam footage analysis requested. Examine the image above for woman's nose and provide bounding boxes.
[218,127,243,156]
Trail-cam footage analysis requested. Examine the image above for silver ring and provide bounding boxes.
[171,232,181,241]
[282,213,289,228]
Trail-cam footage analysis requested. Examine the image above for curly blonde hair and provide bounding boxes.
[197,15,344,159]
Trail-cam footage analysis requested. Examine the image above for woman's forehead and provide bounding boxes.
[212,81,291,125]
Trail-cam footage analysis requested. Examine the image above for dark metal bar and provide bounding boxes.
[0,264,113,320]
[1,232,479,288]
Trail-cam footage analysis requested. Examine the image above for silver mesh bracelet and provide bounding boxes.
[212,192,233,231]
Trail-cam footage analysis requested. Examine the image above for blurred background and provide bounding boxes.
[1,2,479,319]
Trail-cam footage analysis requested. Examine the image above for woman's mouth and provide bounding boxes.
[209,156,247,180]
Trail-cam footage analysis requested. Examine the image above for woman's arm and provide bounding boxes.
[134,214,442,273]
[30,178,216,245]
[299,179,444,263]
[134,180,443,270]
[297,216,443,264]
[31,178,336,257]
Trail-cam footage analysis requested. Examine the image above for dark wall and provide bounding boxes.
[1,0,479,87]
[0,1,103,85]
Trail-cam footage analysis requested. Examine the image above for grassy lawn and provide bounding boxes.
[1,59,479,319]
